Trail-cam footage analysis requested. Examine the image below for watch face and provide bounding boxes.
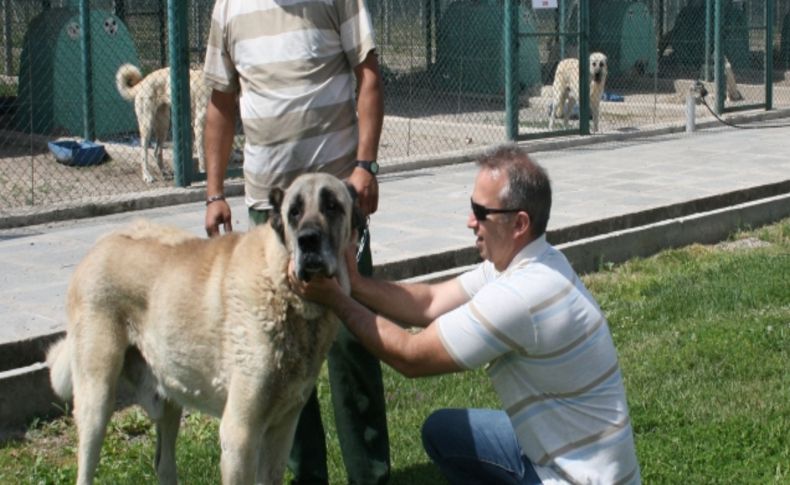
[359,161,379,175]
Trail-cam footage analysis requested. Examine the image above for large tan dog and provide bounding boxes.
[548,52,608,133]
[47,173,359,484]
[116,64,210,183]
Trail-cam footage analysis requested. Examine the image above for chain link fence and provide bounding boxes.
[1,0,789,220]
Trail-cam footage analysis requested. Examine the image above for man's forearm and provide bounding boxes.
[330,292,427,377]
[352,276,439,328]
[204,90,237,195]
[355,53,383,161]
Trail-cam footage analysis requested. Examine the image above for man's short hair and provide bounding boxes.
[477,144,552,237]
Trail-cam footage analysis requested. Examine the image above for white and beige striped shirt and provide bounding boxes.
[438,235,641,484]
[204,0,376,209]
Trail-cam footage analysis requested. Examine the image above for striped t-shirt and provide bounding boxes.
[203,0,376,209]
[437,235,641,484]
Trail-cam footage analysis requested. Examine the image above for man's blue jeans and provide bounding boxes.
[421,408,542,484]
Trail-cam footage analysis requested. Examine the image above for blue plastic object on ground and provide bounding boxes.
[48,140,107,166]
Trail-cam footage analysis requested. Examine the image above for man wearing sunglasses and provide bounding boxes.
[291,144,641,484]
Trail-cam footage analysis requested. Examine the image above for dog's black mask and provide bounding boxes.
[268,183,364,249]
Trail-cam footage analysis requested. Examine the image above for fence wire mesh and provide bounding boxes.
[1,0,789,218]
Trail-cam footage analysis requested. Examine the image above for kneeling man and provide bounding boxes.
[291,145,641,484]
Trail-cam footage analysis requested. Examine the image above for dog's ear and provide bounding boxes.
[344,183,366,238]
[268,188,286,244]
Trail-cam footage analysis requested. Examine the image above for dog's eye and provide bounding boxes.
[289,206,301,219]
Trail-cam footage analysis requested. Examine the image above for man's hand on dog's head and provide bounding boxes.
[205,199,233,237]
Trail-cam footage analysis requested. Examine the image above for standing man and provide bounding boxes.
[292,145,641,484]
[202,0,389,483]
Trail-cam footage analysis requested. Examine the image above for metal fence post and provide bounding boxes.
[578,0,590,135]
[168,0,192,187]
[504,0,518,141]
[3,0,11,75]
[79,0,95,141]
[559,0,566,59]
[704,0,712,82]
[714,0,724,114]
[765,0,774,110]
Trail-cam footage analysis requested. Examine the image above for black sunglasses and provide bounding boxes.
[470,198,524,221]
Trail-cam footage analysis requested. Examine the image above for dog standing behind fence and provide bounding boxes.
[548,52,608,133]
[116,64,210,183]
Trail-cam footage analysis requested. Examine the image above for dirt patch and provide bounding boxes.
[715,237,772,252]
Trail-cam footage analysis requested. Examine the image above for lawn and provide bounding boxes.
[1,219,788,484]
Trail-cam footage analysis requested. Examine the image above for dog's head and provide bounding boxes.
[590,52,608,84]
[269,174,362,288]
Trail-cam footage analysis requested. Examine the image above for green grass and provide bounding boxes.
[1,219,788,484]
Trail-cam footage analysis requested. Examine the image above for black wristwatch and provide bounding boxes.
[356,160,379,176]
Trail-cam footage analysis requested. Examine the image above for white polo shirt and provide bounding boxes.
[437,235,641,484]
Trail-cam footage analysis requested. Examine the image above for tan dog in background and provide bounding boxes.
[47,173,360,484]
[549,52,608,133]
[116,64,209,183]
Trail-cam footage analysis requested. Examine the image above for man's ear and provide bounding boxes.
[269,188,286,244]
[345,183,365,236]
[514,211,531,239]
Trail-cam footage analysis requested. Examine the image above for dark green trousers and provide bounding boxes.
[249,208,390,485]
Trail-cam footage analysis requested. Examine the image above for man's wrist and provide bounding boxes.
[206,194,226,206]
[356,160,379,176]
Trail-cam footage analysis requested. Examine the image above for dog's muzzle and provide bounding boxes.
[593,71,603,83]
[296,228,330,281]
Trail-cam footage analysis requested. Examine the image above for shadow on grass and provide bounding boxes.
[390,462,446,484]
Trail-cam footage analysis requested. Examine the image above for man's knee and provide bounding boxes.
[421,409,452,459]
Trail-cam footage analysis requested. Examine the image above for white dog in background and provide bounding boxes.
[549,52,608,133]
[116,64,209,183]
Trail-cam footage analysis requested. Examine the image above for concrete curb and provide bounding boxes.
[558,192,790,275]
[373,180,790,281]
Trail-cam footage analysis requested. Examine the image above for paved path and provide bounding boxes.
[1,124,789,348]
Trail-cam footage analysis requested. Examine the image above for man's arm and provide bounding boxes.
[292,274,463,378]
[352,273,470,329]
[347,51,383,217]
[204,89,237,237]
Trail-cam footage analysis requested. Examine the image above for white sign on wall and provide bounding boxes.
[532,0,558,8]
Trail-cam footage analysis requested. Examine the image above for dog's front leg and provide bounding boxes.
[154,400,183,485]
[564,98,575,129]
[255,406,302,484]
[219,380,264,484]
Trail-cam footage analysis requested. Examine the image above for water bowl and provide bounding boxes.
[48,140,107,167]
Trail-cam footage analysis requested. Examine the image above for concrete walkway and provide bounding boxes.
[1,121,789,429]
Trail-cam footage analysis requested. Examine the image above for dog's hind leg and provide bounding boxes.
[193,102,207,174]
[154,104,172,179]
[136,99,157,184]
[154,400,182,485]
[71,313,128,485]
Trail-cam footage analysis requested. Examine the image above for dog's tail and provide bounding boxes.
[116,63,144,102]
[46,337,73,400]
